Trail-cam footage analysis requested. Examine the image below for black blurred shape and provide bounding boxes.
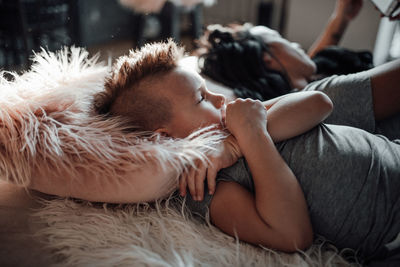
[0,0,76,69]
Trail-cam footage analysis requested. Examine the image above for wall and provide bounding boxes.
[203,0,382,52]
[203,0,262,25]
[77,0,134,47]
[285,0,381,51]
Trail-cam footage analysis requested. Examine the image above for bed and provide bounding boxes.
[0,47,359,266]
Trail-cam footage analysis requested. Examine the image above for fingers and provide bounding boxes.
[182,160,207,201]
[225,98,267,137]
[179,170,188,197]
[186,166,196,199]
[181,159,221,201]
[207,165,218,195]
[194,163,207,201]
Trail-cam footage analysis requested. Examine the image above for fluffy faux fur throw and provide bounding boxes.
[2,47,358,266]
[32,197,358,266]
[0,47,225,202]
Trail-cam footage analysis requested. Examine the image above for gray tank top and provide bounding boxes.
[182,72,400,261]
[183,124,400,261]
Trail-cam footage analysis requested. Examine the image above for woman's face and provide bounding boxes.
[249,26,317,90]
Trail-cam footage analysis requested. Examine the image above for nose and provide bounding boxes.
[212,93,226,109]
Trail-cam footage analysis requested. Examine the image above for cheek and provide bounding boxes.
[305,57,317,74]
[294,55,316,77]
[265,44,295,73]
[283,48,315,76]
[207,112,224,130]
[173,122,198,138]
[173,107,222,138]
[181,112,214,136]
[204,105,222,122]
[181,117,201,135]
[192,106,222,129]
[290,48,315,72]
[169,112,198,138]
[264,57,284,72]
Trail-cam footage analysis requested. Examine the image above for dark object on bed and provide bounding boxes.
[312,46,374,76]
[0,0,76,69]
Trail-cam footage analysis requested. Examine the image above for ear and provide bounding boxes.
[154,127,170,137]
[263,52,273,66]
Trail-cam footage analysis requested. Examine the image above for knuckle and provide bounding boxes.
[234,98,245,104]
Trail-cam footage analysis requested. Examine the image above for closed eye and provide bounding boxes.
[197,95,205,104]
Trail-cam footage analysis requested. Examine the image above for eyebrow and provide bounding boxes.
[193,87,201,101]
[194,80,205,95]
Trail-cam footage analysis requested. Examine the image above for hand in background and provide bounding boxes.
[179,134,242,201]
[334,0,363,22]
[308,0,363,57]
[389,13,400,20]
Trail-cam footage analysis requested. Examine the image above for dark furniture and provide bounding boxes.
[133,2,203,47]
[0,0,77,69]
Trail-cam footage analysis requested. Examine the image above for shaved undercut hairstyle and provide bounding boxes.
[94,40,184,131]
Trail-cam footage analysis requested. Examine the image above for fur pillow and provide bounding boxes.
[0,47,225,203]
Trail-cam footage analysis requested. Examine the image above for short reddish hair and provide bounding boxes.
[94,40,184,131]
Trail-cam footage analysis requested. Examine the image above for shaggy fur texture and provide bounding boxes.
[33,197,359,266]
[0,47,225,202]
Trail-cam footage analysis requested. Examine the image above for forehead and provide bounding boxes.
[249,25,283,43]
[160,67,204,98]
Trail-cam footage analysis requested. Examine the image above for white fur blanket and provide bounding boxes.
[33,197,358,266]
[1,47,358,266]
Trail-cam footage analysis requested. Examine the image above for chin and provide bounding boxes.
[307,60,317,75]
[294,80,309,90]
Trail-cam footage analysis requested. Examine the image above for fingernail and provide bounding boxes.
[209,190,213,195]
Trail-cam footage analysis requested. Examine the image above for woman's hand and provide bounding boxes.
[225,98,268,140]
[334,0,363,22]
[179,134,242,201]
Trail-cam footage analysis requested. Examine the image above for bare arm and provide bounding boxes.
[182,91,332,201]
[263,91,333,142]
[308,0,363,58]
[210,99,313,251]
[29,162,177,203]
[365,58,400,120]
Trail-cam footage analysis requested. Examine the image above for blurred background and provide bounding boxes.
[0,0,399,72]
